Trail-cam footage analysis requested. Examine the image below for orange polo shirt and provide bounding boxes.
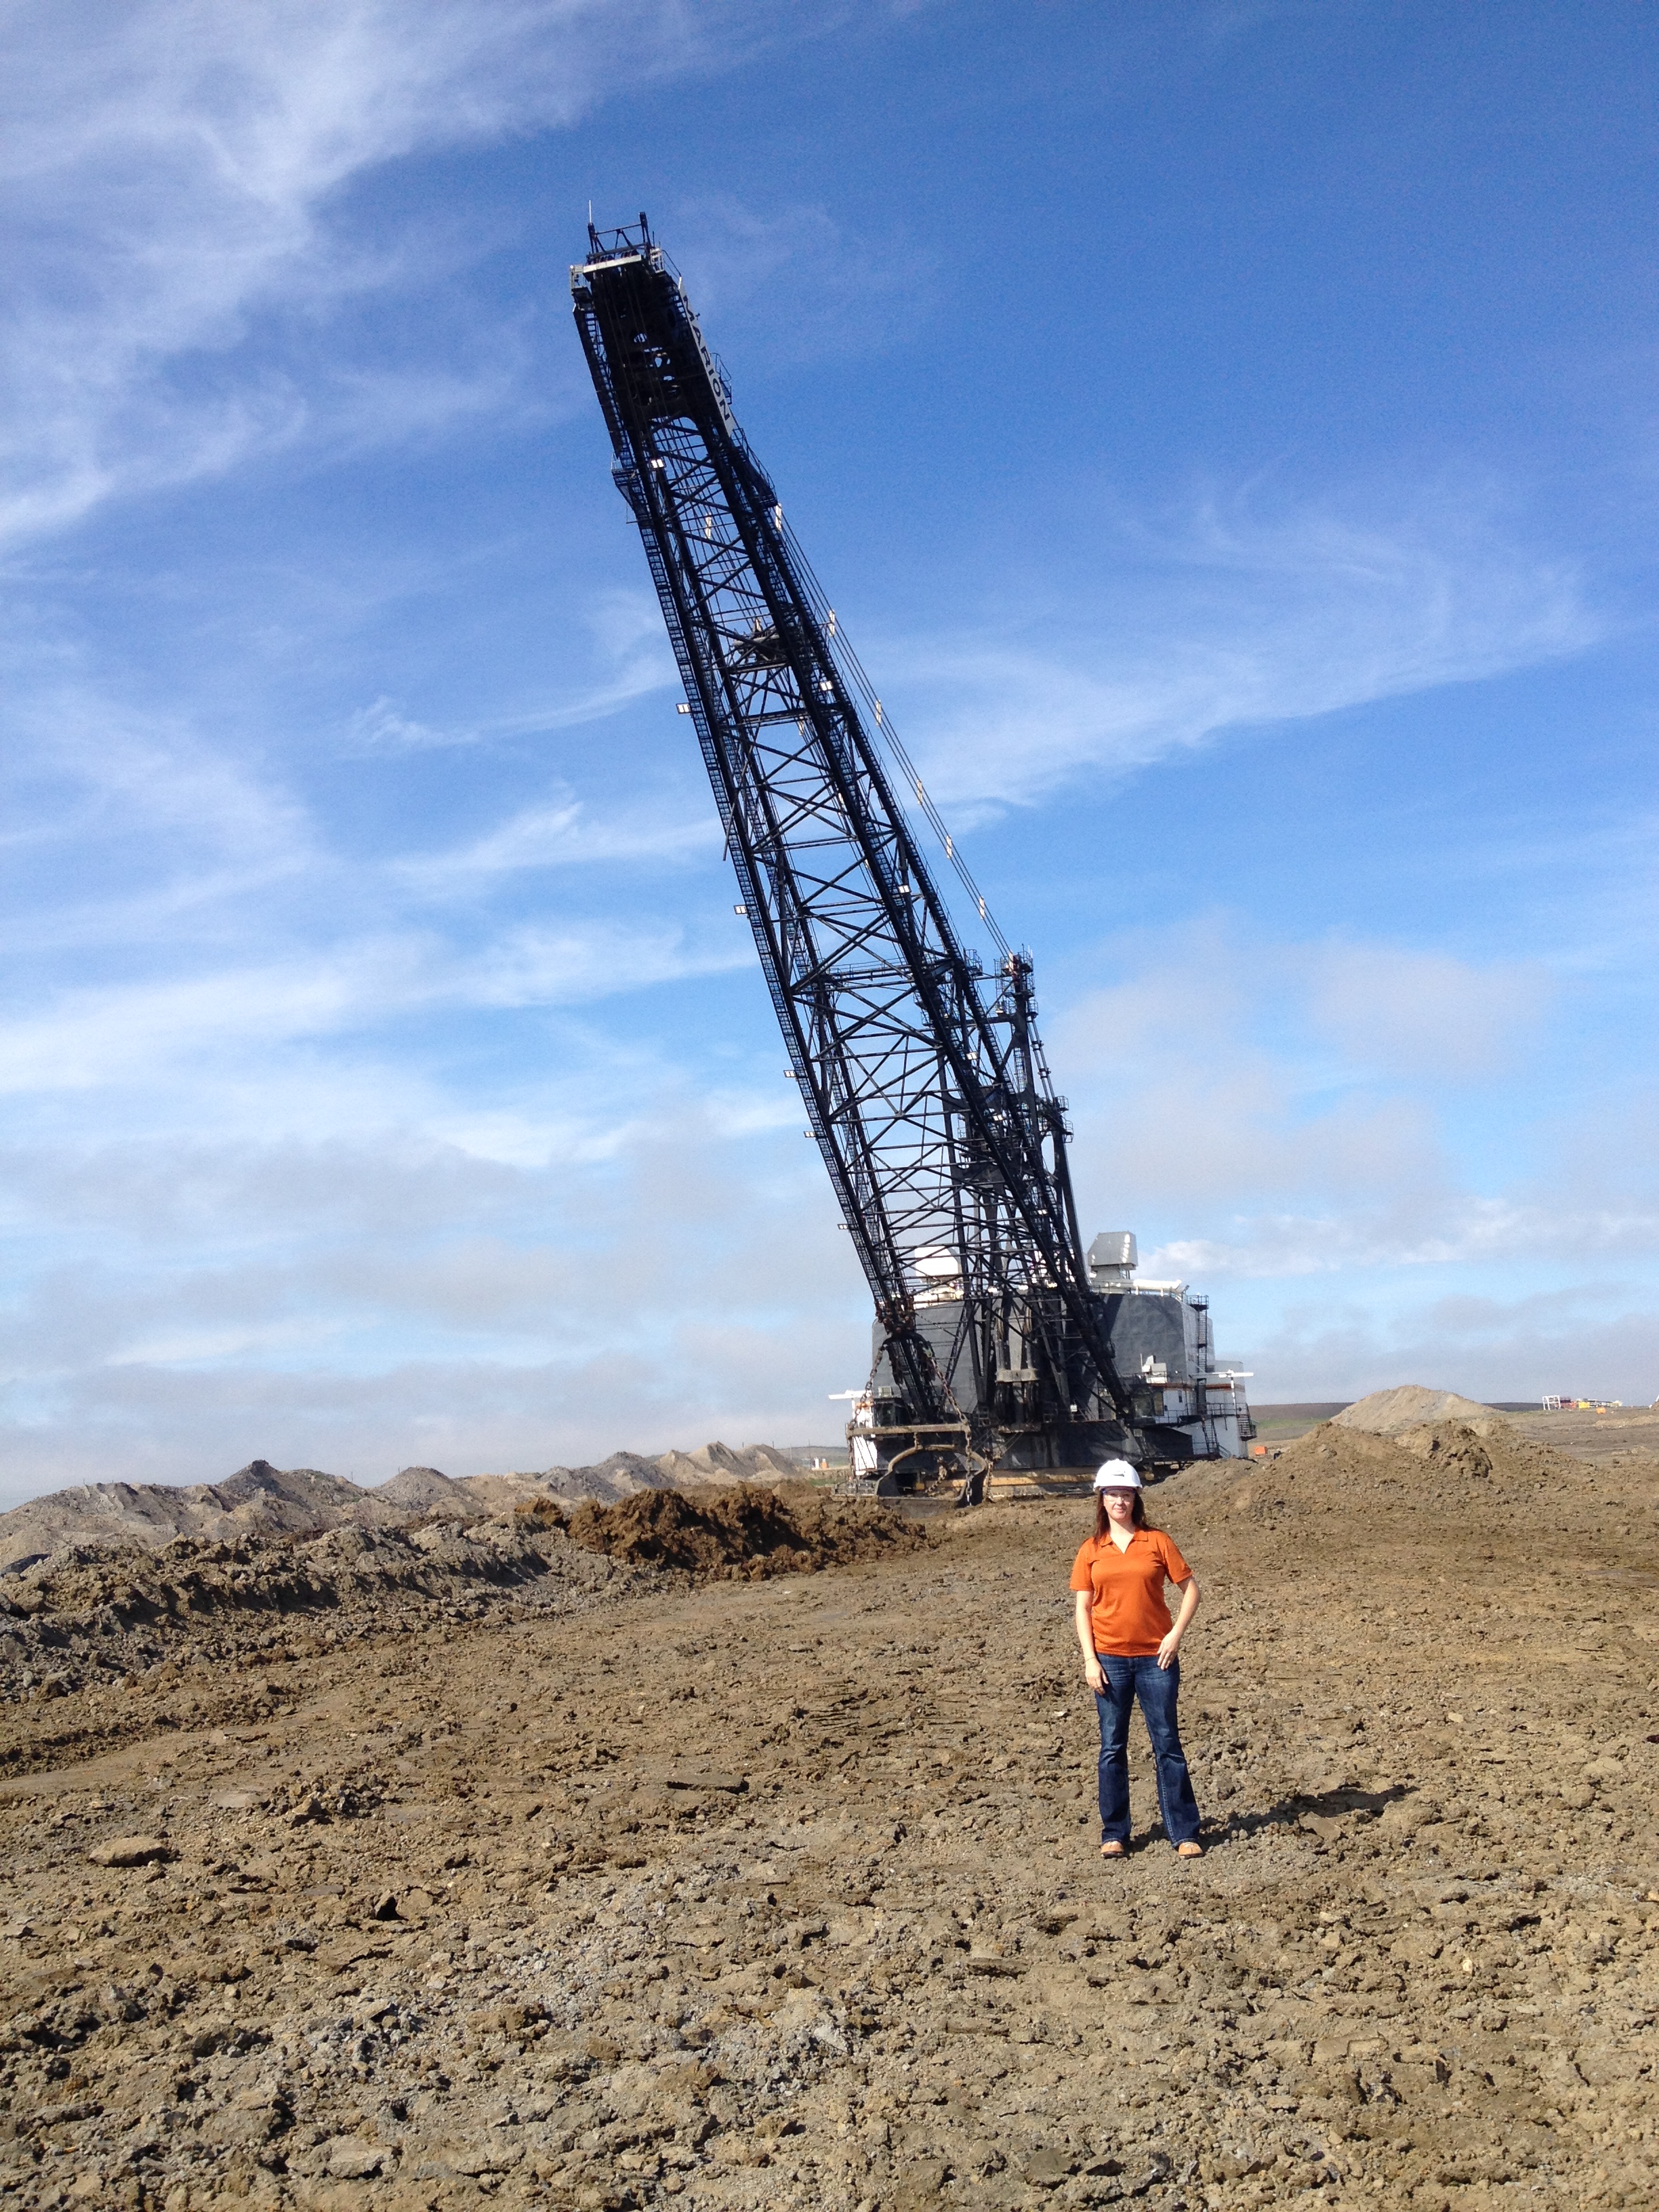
[1069,1528,1193,1657]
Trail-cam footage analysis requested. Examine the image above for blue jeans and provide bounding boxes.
[1093,1654,1201,1847]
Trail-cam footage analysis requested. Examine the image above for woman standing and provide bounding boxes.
[1071,1459,1203,1859]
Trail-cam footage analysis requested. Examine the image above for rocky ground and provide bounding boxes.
[0,1416,1655,2212]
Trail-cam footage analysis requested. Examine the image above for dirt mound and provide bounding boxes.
[375,1464,482,1518]
[527,1450,678,1505]
[0,1517,636,1711]
[655,1441,802,1487]
[0,1485,924,1706]
[1331,1383,1498,1435]
[563,1483,931,1577]
[0,1460,393,1565]
[1166,1404,1641,1551]
[471,1441,811,1510]
[1284,1412,1562,1515]
[0,1459,424,1570]
[0,1441,822,1569]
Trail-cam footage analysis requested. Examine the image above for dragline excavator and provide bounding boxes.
[573,216,1254,1494]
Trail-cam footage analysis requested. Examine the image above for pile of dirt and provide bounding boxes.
[0,1443,816,1570]
[0,1460,422,1570]
[1330,1383,1498,1435]
[653,1441,804,1488]
[562,1483,933,1577]
[374,1464,485,1519]
[0,1515,638,1710]
[1170,1403,1659,1560]
[0,1484,929,1706]
[474,1441,806,1510]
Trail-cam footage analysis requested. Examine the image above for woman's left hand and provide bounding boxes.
[1158,1576,1199,1670]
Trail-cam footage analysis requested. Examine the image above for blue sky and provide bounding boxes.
[4,0,1656,1499]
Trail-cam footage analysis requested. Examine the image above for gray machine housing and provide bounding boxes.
[868,1231,1254,1468]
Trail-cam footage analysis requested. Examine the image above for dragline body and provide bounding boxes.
[572,216,1253,1486]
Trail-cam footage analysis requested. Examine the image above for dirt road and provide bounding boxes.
[1,1420,1655,2211]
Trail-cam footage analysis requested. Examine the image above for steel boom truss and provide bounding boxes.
[572,217,1133,1471]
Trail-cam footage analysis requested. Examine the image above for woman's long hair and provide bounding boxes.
[1095,1486,1149,1538]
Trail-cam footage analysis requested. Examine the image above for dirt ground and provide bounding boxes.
[1503,1406,1659,1467]
[1,1418,1656,2212]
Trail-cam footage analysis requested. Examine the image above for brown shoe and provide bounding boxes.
[1100,1841,1126,1859]
[1175,1840,1203,1858]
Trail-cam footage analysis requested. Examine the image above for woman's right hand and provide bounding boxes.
[1084,1658,1105,1695]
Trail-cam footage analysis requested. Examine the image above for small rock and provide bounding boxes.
[453,2145,523,2175]
[371,1891,400,1921]
[326,2138,385,2179]
[1021,2147,1076,2188]
[89,1835,175,1868]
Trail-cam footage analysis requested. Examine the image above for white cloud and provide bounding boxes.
[346,695,469,754]
[4,682,312,863]
[1143,1191,1659,1285]
[875,481,1601,815]
[1301,941,1548,1082]
[1054,913,1658,1283]
[394,787,719,889]
[0,0,775,541]
[0,1088,869,1501]
[0,922,752,1097]
[348,592,683,757]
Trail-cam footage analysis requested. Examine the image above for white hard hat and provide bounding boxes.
[1092,1459,1143,1491]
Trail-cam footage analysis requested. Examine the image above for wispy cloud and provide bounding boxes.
[662,192,934,368]
[0,0,781,542]
[394,788,718,889]
[1145,1193,1659,1285]
[346,695,471,754]
[3,682,312,860]
[0,922,751,1098]
[344,590,680,754]
[1052,912,1659,1286]
[876,479,1601,814]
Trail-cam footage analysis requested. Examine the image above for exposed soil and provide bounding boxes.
[561,1489,933,1580]
[0,1492,924,1711]
[1329,1391,1494,1437]
[1502,1406,1659,1467]
[1,1418,1656,2212]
